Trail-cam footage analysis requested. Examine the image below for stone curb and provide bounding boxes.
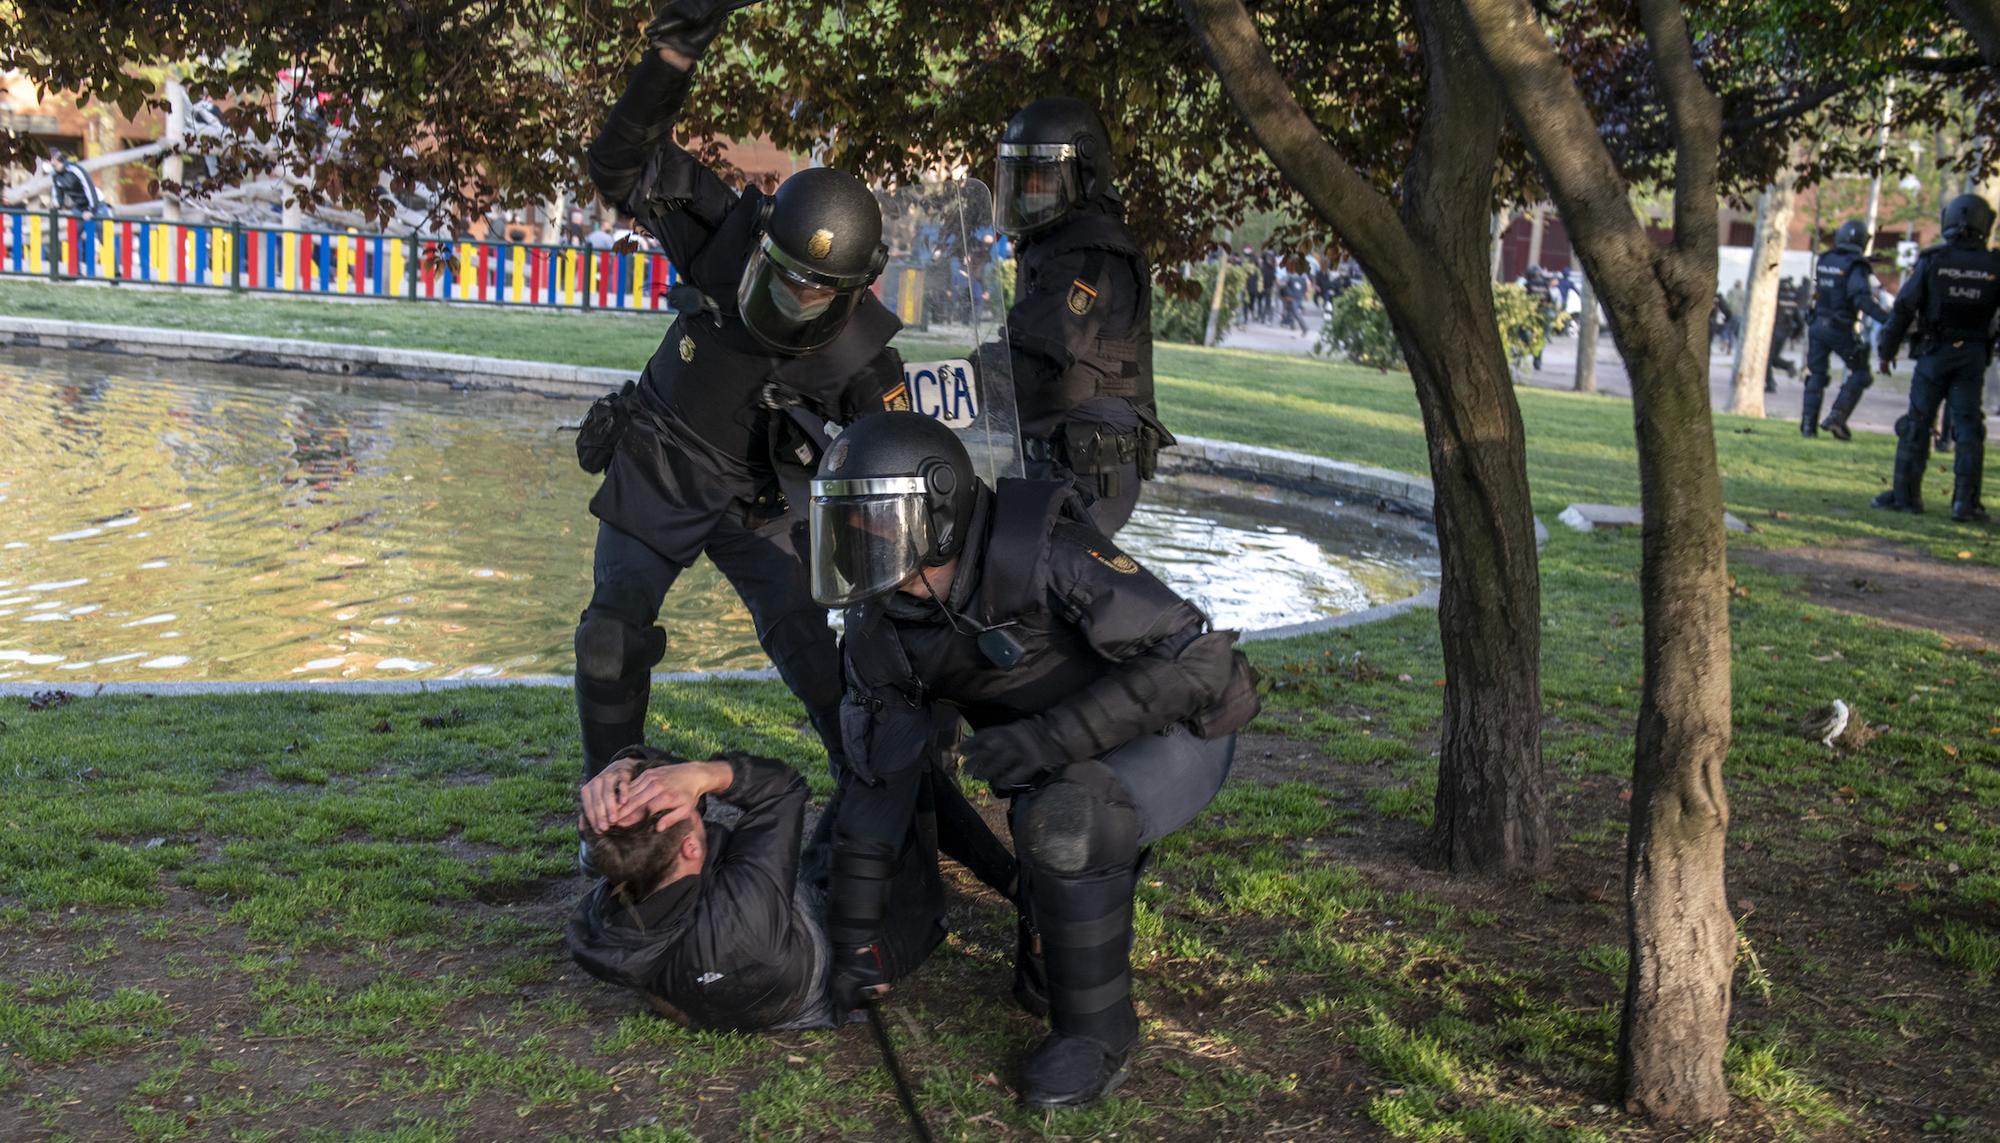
[0,316,629,401]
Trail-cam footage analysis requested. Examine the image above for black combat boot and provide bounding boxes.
[1872,428,1928,513]
[1021,866,1139,1108]
[1819,384,1862,441]
[1951,451,1987,522]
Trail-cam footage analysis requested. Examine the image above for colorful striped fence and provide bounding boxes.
[0,208,681,313]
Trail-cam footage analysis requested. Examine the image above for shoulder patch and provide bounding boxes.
[1088,546,1139,574]
[1067,278,1098,316]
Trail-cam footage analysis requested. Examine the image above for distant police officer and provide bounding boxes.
[572,0,904,780]
[1806,221,1891,439]
[992,98,1171,535]
[810,412,1259,1107]
[1875,194,2000,522]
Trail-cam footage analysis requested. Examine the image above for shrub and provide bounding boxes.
[1316,279,1575,377]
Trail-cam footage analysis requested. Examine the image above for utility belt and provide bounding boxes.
[1025,423,1164,499]
[1915,327,1995,357]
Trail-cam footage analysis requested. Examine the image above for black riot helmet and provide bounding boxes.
[809,412,978,607]
[737,167,889,355]
[1941,194,1996,246]
[994,97,1116,237]
[1833,220,1869,251]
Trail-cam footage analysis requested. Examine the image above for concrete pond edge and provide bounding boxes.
[0,318,1553,696]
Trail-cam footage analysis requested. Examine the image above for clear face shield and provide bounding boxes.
[737,238,869,355]
[994,143,1081,237]
[808,478,935,607]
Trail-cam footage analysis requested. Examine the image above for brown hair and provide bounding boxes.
[582,757,700,904]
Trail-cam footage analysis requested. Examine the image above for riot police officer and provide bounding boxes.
[572,0,905,780]
[1807,220,1891,439]
[810,412,1259,1107]
[1874,194,2000,522]
[992,97,1171,535]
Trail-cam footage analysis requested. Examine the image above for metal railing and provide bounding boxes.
[0,208,681,312]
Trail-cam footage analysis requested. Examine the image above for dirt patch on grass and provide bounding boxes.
[1734,539,2000,650]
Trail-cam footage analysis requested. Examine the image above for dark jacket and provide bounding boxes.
[1005,206,1157,442]
[827,481,1259,949]
[1811,246,1889,331]
[566,752,821,1032]
[584,55,904,565]
[1879,238,2000,362]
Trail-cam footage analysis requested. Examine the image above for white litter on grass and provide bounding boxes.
[28,601,64,611]
[140,656,191,669]
[48,528,102,542]
[471,569,497,578]
[95,652,145,664]
[21,613,68,623]
[372,616,403,625]
[122,614,176,627]
[102,516,139,529]
[0,596,30,607]
[138,561,169,570]
[0,651,63,665]
[4,543,29,550]
[68,605,101,615]
[158,631,183,639]
[26,579,88,591]
[374,658,433,671]
[57,662,93,671]
[300,657,347,670]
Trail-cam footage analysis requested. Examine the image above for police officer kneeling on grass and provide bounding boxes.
[1874,194,2000,523]
[990,98,1172,536]
[568,745,1016,1030]
[571,0,906,790]
[809,412,1260,1107]
[1805,219,1891,441]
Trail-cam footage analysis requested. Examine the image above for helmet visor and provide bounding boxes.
[738,241,866,355]
[809,480,934,607]
[995,145,1080,236]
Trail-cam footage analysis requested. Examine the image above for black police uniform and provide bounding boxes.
[1007,210,1168,535]
[574,52,904,778]
[1805,241,1889,438]
[826,476,1258,1105]
[567,748,1013,1031]
[1876,234,2000,520]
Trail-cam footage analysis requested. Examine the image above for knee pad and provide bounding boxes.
[1018,762,1139,878]
[574,610,665,684]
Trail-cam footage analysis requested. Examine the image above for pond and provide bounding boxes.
[0,348,1438,681]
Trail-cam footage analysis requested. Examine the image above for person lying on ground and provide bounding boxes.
[567,745,1015,1031]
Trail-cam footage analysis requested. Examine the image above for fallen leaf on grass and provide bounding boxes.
[28,689,76,711]
[1893,882,1919,892]
[368,719,393,734]
[1957,551,1972,559]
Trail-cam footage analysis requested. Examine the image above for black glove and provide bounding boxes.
[830,942,889,1012]
[645,0,760,59]
[960,718,1065,793]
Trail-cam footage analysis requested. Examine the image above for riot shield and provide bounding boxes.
[873,178,1024,485]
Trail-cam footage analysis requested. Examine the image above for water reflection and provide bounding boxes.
[0,349,1436,680]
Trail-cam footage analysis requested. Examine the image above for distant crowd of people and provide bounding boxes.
[1235,247,1363,335]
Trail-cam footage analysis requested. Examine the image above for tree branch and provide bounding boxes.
[1721,54,1981,135]
[1636,0,1719,260]
[1178,0,1422,286]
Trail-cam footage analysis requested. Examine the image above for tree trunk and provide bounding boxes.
[1575,274,1599,393]
[1182,0,1549,874]
[1731,175,1795,417]
[1457,0,1734,1122]
[1949,0,2000,68]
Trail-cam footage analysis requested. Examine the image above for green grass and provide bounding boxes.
[2,280,1997,1139]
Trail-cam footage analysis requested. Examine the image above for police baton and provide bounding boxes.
[860,990,936,1143]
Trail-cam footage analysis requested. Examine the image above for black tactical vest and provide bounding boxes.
[1016,212,1156,417]
[1920,242,2000,345]
[1811,248,1866,326]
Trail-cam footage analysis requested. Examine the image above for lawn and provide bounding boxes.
[1,280,1996,1141]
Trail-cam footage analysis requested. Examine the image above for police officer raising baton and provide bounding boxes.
[571,0,907,790]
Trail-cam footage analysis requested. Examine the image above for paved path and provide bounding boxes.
[1218,306,1992,438]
